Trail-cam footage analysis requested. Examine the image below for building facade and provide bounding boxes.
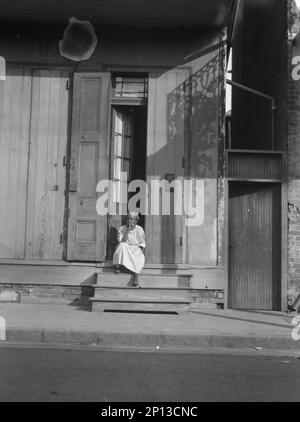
[0,0,296,312]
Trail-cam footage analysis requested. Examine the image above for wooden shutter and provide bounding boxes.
[0,68,32,258]
[25,69,70,260]
[67,73,110,261]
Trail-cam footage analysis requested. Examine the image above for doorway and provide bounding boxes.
[228,182,281,310]
[107,105,147,259]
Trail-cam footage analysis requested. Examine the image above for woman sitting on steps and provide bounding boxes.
[113,212,145,287]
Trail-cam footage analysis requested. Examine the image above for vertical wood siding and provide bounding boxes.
[0,68,32,258]
[0,68,70,260]
[229,183,281,310]
[25,70,70,259]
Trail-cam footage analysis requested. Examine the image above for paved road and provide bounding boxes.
[0,346,299,402]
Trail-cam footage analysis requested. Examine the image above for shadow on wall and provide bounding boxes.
[166,55,220,178]
[106,53,222,266]
[146,53,221,265]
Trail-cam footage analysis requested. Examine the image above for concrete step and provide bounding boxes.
[91,299,190,314]
[96,272,191,288]
[93,286,191,302]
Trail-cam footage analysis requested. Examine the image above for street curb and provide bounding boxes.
[4,327,300,350]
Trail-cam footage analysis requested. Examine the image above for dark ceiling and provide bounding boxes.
[0,0,234,27]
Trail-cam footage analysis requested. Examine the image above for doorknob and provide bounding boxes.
[229,244,235,249]
[51,185,59,191]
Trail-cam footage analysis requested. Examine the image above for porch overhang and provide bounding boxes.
[0,0,235,28]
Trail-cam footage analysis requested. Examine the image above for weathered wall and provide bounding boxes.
[187,29,226,270]
[144,30,226,270]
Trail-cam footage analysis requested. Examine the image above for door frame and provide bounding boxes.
[224,153,288,311]
[106,67,189,266]
[106,72,148,261]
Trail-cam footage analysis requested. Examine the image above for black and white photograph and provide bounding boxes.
[0,0,299,405]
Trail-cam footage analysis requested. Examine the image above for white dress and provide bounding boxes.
[113,225,146,274]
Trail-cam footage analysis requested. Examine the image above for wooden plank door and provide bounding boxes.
[228,182,281,310]
[0,68,32,258]
[67,73,110,261]
[146,68,190,264]
[25,69,70,260]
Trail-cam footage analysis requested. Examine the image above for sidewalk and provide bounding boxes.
[0,302,299,352]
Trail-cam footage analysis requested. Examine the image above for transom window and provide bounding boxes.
[112,75,148,101]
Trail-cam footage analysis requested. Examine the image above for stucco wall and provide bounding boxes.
[187,29,226,269]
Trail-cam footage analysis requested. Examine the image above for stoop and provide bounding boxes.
[90,270,193,314]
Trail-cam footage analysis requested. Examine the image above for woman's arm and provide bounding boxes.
[117,226,128,243]
[121,228,130,243]
[138,227,146,253]
[117,226,130,243]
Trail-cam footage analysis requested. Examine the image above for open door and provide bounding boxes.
[67,73,110,261]
[107,105,147,259]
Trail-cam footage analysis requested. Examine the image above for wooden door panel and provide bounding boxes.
[229,182,281,310]
[25,69,70,260]
[67,73,110,261]
[0,68,70,260]
[0,68,32,258]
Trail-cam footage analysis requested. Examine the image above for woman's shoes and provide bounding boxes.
[114,265,121,274]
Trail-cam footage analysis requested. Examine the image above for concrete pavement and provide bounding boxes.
[0,302,300,351]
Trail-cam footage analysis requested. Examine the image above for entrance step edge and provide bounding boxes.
[96,273,191,288]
